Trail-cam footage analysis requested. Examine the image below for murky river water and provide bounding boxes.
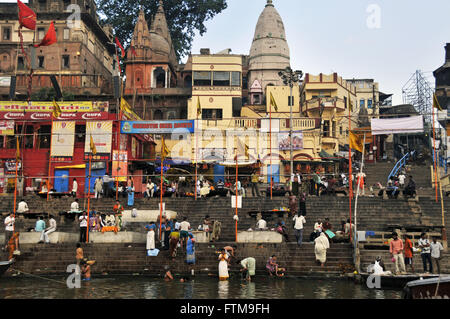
[0,275,402,299]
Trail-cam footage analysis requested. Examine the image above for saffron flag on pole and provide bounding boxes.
[433,93,443,111]
[52,99,62,118]
[349,131,364,153]
[90,135,97,155]
[161,137,170,161]
[236,137,249,159]
[34,21,57,47]
[197,97,201,117]
[115,37,125,58]
[17,0,36,30]
[270,92,278,112]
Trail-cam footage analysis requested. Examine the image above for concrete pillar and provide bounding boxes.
[164,69,168,88]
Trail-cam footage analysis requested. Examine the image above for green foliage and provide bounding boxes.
[30,88,75,101]
[95,0,228,59]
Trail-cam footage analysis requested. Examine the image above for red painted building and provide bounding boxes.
[0,101,155,197]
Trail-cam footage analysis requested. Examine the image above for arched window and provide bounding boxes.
[153,67,165,88]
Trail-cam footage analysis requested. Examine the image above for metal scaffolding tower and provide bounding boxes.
[402,70,435,124]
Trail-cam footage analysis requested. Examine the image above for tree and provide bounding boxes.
[96,0,228,60]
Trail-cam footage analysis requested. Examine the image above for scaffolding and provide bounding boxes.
[402,70,435,124]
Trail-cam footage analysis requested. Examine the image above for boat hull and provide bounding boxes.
[404,277,450,299]
[0,260,13,277]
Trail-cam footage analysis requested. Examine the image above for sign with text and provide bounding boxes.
[84,121,113,160]
[0,120,14,135]
[51,121,75,158]
[112,150,128,182]
[0,101,108,113]
[0,111,109,121]
[120,120,195,134]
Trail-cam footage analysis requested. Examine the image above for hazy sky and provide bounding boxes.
[187,0,450,105]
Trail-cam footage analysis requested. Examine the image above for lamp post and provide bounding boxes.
[278,67,303,180]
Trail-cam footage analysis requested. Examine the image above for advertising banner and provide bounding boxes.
[371,116,424,135]
[0,120,14,135]
[85,121,113,160]
[112,150,128,182]
[51,121,75,158]
[120,120,195,134]
[0,111,109,121]
[278,131,303,151]
[0,101,108,112]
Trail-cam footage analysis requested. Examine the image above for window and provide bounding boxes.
[62,55,70,68]
[0,136,4,148]
[18,57,25,70]
[340,126,343,136]
[288,96,294,106]
[360,99,365,109]
[6,135,16,149]
[213,71,230,86]
[193,71,211,86]
[75,125,85,143]
[242,76,248,89]
[38,28,45,40]
[63,28,70,40]
[2,27,11,41]
[344,96,347,109]
[231,72,241,87]
[25,126,34,149]
[323,120,330,137]
[38,125,51,149]
[38,56,44,69]
[368,99,373,109]
[202,109,223,120]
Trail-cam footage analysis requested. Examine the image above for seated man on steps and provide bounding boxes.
[17,199,29,214]
[70,199,82,213]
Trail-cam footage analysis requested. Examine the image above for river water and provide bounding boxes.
[0,275,402,299]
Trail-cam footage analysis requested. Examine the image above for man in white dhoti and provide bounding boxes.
[145,222,156,251]
[314,232,330,267]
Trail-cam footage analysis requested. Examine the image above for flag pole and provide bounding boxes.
[195,99,199,201]
[235,149,238,243]
[432,105,438,202]
[353,133,366,273]
[348,96,353,242]
[159,155,163,240]
[46,116,54,202]
[13,141,19,233]
[269,101,273,200]
[86,153,92,243]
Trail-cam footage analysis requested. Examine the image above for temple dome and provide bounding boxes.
[248,0,290,89]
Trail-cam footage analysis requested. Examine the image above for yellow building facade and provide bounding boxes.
[301,73,357,154]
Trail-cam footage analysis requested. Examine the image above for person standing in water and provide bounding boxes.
[218,249,229,281]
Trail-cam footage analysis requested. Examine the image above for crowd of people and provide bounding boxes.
[383,232,445,275]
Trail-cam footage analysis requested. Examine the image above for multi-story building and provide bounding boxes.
[435,43,450,165]
[0,0,116,98]
[300,73,357,155]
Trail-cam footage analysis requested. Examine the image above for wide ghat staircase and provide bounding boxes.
[1,160,449,276]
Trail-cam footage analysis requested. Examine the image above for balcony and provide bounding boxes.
[303,98,347,112]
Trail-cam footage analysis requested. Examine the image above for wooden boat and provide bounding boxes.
[359,272,439,289]
[403,276,450,299]
[0,260,13,277]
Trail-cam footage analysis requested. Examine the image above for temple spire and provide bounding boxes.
[266,0,274,7]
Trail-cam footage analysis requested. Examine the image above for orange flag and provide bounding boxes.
[34,22,57,47]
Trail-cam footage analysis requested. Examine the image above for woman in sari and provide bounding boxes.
[127,180,135,207]
[218,249,229,281]
[186,234,196,265]
[314,232,330,267]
